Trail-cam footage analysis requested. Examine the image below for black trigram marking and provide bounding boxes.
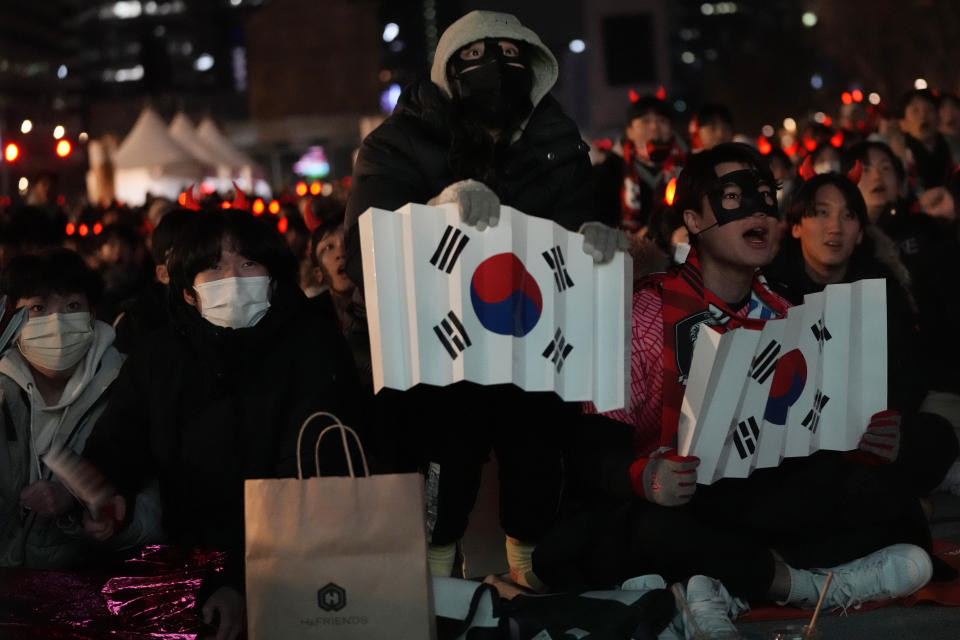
[542,246,575,291]
[542,328,574,372]
[750,339,781,384]
[433,311,471,359]
[733,416,760,460]
[429,225,470,273]
[811,319,832,351]
[801,391,830,433]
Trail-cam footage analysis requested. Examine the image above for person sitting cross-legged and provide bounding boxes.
[534,143,936,639]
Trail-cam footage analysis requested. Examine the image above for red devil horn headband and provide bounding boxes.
[183,185,201,211]
[231,181,250,210]
[799,155,817,181]
[846,159,863,184]
[798,156,863,185]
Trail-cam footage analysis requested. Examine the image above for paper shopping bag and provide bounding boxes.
[245,412,434,639]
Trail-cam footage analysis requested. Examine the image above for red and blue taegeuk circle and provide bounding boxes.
[763,348,807,425]
[470,253,543,337]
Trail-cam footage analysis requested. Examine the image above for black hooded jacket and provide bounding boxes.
[82,282,361,586]
[344,79,594,286]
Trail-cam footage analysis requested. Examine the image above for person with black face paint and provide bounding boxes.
[534,145,935,638]
[343,10,624,589]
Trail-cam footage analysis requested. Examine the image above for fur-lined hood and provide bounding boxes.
[430,10,558,110]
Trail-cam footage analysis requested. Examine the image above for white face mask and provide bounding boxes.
[18,312,95,372]
[194,276,271,329]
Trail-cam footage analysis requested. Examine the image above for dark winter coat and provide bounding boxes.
[82,282,361,587]
[343,79,594,286]
[873,202,960,394]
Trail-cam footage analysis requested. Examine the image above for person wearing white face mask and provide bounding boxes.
[0,249,162,569]
[81,209,362,640]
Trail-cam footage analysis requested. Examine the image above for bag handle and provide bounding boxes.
[295,411,370,479]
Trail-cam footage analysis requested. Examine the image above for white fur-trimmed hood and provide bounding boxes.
[430,10,558,110]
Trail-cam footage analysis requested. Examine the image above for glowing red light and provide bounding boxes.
[852,89,863,103]
[803,138,818,152]
[252,198,265,215]
[4,143,19,162]
[594,138,613,151]
[757,137,773,155]
[277,217,289,233]
[78,223,89,237]
[664,177,678,206]
[296,182,308,197]
[822,115,832,127]
[221,201,231,209]
[309,182,321,196]
[629,89,640,103]
[55,140,72,157]
[178,192,187,206]
[93,222,103,235]
[655,86,666,100]
[841,92,852,105]
[268,200,280,215]
[784,142,799,157]
[830,130,844,148]
[65,222,76,236]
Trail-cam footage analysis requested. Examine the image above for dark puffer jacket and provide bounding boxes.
[82,282,361,587]
[344,79,594,286]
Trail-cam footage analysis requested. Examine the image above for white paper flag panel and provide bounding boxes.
[678,279,887,484]
[358,203,632,411]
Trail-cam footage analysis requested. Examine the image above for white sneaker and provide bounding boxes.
[621,574,668,591]
[936,460,960,496]
[819,543,933,612]
[672,575,748,640]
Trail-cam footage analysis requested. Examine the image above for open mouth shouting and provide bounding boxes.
[742,223,770,249]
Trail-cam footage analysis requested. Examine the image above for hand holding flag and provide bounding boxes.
[579,221,629,264]
[631,447,700,506]
[857,409,901,463]
[429,179,501,231]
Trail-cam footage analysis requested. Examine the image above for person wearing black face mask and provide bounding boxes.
[343,10,627,592]
[447,37,534,136]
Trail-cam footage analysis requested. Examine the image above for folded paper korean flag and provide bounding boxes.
[678,279,886,483]
[358,203,631,411]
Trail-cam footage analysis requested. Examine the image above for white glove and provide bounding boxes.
[857,410,901,463]
[580,222,629,264]
[631,447,699,507]
[429,179,500,231]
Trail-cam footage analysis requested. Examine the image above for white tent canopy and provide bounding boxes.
[196,117,264,194]
[113,107,206,174]
[112,107,208,205]
[169,112,233,169]
[197,117,256,170]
